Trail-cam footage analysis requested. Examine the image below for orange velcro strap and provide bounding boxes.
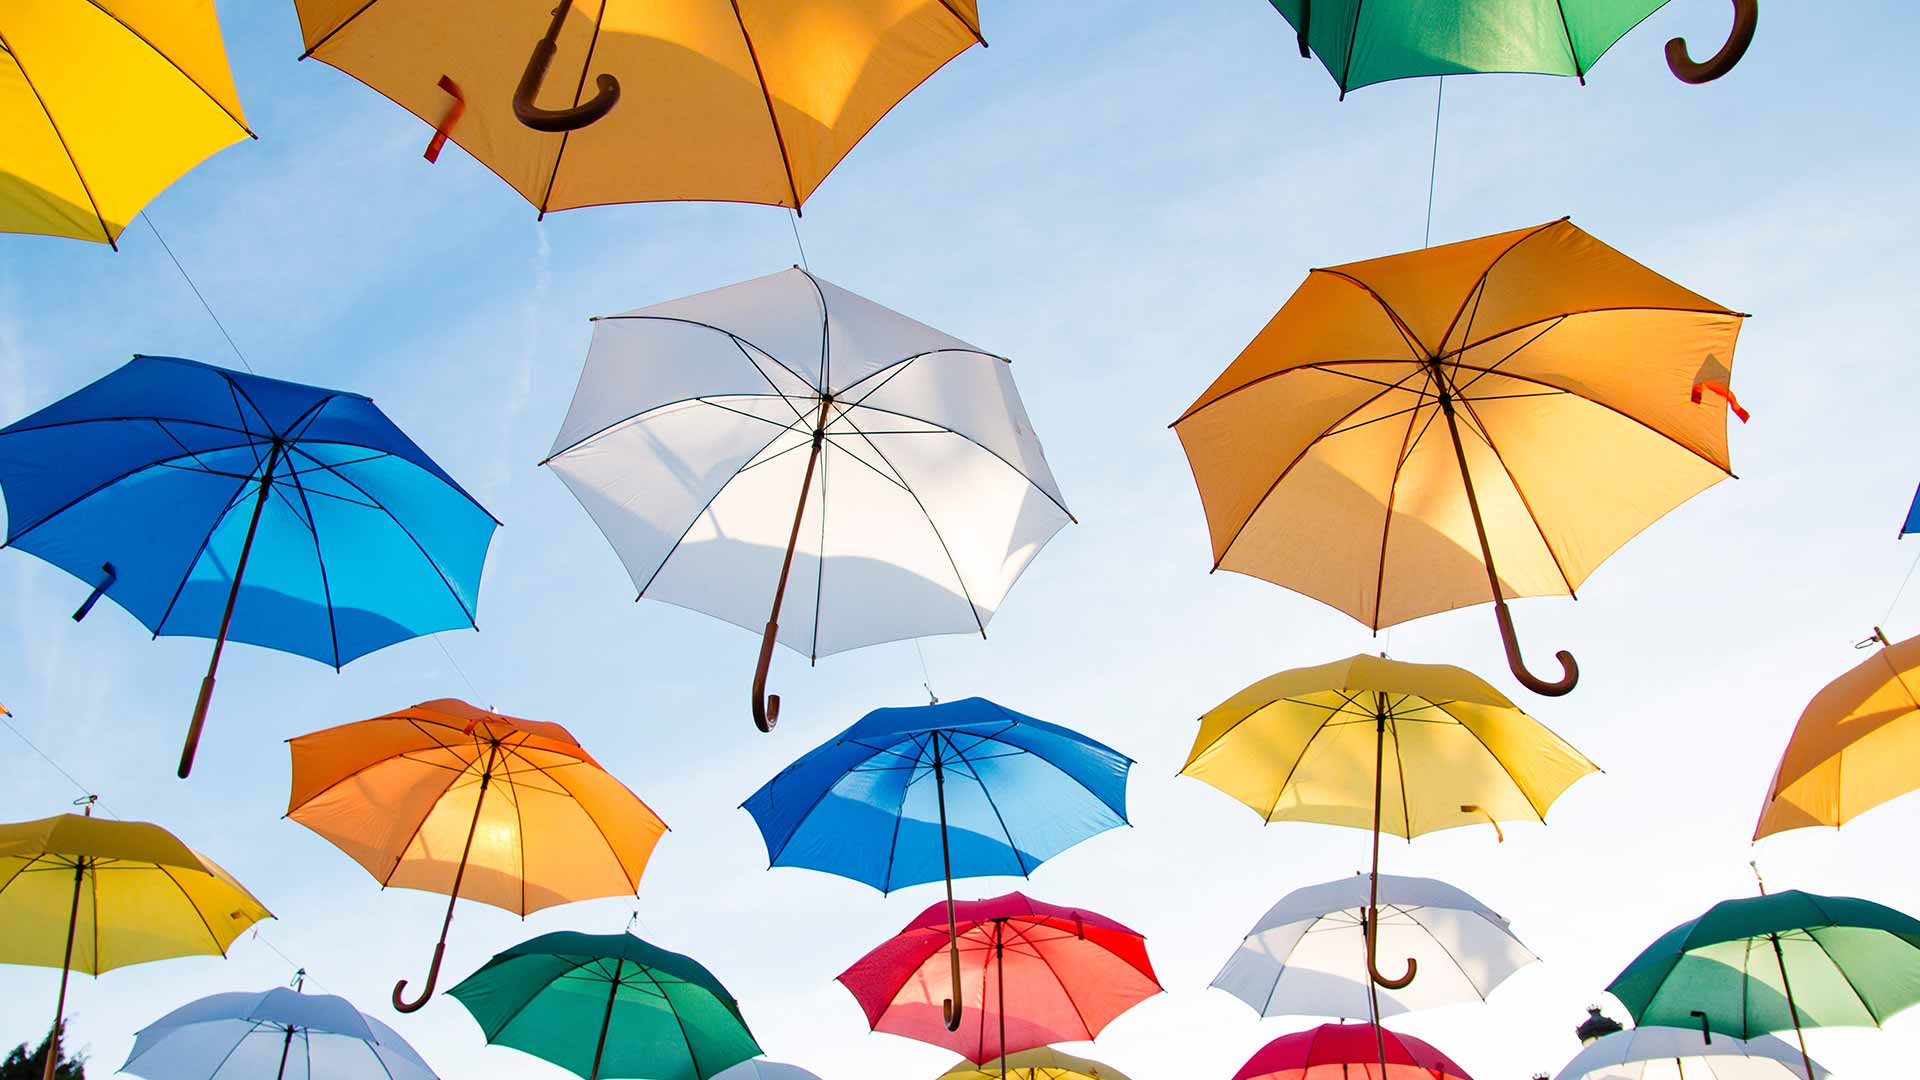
[1692,380,1750,422]
[425,75,465,164]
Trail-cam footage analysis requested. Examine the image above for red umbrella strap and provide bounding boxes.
[1692,379,1751,422]
[425,76,465,164]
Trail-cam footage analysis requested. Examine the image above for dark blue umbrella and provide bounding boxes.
[741,696,1131,1030]
[1903,485,1919,537]
[0,355,497,777]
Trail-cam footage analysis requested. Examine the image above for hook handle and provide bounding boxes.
[179,675,215,779]
[1364,908,1417,989]
[72,562,115,621]
[1690,1009,1712,1044]
[1295,0,1311,58]
[392,942,445,1013]
[514,1,621,132]
[1666,0,1757,84]
[1495,602,1578,696]
[940,936,964,1031]
[751,620,781,732]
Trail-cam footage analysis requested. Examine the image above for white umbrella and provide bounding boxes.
[122,984,437,1080]
[545,268,1072,731]
[1212,873,1535,1020]
[1555,1027,1830,1080]
[710,1061,825,1080]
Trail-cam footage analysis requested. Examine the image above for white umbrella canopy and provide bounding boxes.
[122,985,438,1080]
[1213,873,1536,1020]
[546,268,1072,730]
[1554,1027,1830,1080]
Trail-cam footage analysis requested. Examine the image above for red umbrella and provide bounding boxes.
[1234,1024,1475,1080]
[838,892,1160,1075]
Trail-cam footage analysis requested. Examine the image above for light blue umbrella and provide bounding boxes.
[122,984,438,1080]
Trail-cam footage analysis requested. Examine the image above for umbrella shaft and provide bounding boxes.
[766,398,831,631]
[589,957,624,1080]
[933,742,965,1032]
[275,1026,294,1080]
[1769,934,1816,1080]
[43,862,84,1080]
[1437,394,1507,606]
[996,921,1006,1080]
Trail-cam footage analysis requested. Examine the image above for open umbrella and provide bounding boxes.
[744,697,1130,1031]
[1553,1027,1828,1080]
[0,804,273,1080]
[545,269,1071,731]
[711,1062,822,1080]
[0,355,498,777]
[1268,1,1756,92]
[287,699,667,1012]
[1234,1023,1475,1080]
[1213,873,1535,1021]
[1172,219,1746,696]
[937,1048,1130,1080]
[1606,889,1920,1080]
[1180,655,1595,1007]
[1754,627,1920,838]
[122,979,439,1080]
[838,892,1161,1077]
[448,931,760,1080]
[1,2,252,245]
[291,1,981,213]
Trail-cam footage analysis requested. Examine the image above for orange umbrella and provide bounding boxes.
[286,698,667,1013]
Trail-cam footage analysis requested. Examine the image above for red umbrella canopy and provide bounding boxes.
[837,892,1161,1062]
[1234,1024,1475,1080]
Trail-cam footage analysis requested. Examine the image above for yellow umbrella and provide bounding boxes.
[1,1,252,246]
[291,0,983,214]
[1172,218,1747,696]
[287,698,668,1012]
[0,803,272,1080]
[1755,627,1920,839]
[1180,654,1595,991]
[937,1048,1132,1080]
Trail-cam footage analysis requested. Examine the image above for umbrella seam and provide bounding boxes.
[631,421,806,599]
[1432,221,1562,357]
[1368,364,1438,630]
[934,0,984,41]
[534,0,612,215]
[637,963,712,1079]
[876,732,925,893]
[282,463,343,670]
[151,863,229,956]
[77,0,254,136]
[836,400,1073,522]
[1805,928,1885,1025]
[1,438,260,549]
[728,0,805,211]
[944,736,1031,876]
[570,316,810,402]
[800,267,831,392]
[1446,385,1581,598]
[298,0,384,58]
[149,465,260,638]
[0,28,115,243]
[1434,702,1556,820]
[375,725,477,887]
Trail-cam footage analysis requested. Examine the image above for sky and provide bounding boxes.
[3,2,1920,1079]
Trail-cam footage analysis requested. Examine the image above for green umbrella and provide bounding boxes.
[1606,890,1920,1080]
[1268,0,1758,95]
[448,932,761,1080]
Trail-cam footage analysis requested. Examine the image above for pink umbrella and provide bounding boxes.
[837,893,1160,1076]
[1235,1024,1475,1080]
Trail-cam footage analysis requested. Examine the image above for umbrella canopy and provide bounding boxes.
[0,355,497,777]
[546,268,1071,731]
[1213,873,1535,1020]
[123,984,439,1080]
[1754,629,1920,838]
[838,892,1160,1068]
[1172,219,1746,695]
[1,2,252,245]
[937,1048,1131,1080]
[448,931,761,1080]
[288,699,667,1012]
[291,0,982,213]
[1905,488,1920,537]
[710,1062,822,1080]
[1232,1023,1474,1080]
[1553,1027,1828,1080]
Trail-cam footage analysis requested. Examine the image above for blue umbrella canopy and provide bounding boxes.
[0,354,496,775]
[123,984,439,1080]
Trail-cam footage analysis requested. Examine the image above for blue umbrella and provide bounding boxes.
[0,355,496,777]
[1903,485,1919,537]
[741,696,1131,1030]
[123,980,439,1080]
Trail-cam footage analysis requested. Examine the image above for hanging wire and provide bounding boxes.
[1882,545,1920,625]
[1423,78,1445,248]
[431,632,489,708]
[786,208,810,271]
[912,639,937,704]
[141,211,254,374]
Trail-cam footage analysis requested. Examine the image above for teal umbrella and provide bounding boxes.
[1606,890,1920,1079]
[448,932,760,1080]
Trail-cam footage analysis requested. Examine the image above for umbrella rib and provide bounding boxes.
[1441,361,1735,476]
[149,466,262,637]
[876,735,921,893]
[376,731,477,887]
[151,863,230,954]
[945,737,1031,875]
[934,0,984,41]
[78,0,254,135]
[727,335,812,425]
[1370,364,1438,629]
[534,0,612,215]
[1806,929,1885,1025]
[1316,270,1434,358]
[580,317,814,397]
[509,739,648,893]
[737,432,822,475]
[1434,702,1553,819]
[1255,692,1359,820]
[843,401,1074,522]
[1028,926,1105,1041]
[818,436,910,493]
[634,423,800,598]
[1446,383,1580,597]
[800,266,832,391]
[299,0,384,58]
[638,964,710,1080]
[812,423,829,662]
[729,0,806,211]
[1447,316,1567,397]
[0,438,258,549]
[284,467,343,669]
[1388,708,1414,838]
[0,28,114,243]
[1432,220,1562,356]
[198,1022,261,1080]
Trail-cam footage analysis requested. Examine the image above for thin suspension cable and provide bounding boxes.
[141,211,254,374]
[786,208,810,271]
[431,633,488,709]
[1423,78,1444,248]
[1883,545,1920,625]
[913,639,937,703]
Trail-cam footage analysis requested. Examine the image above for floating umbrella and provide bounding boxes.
[1,2,252,245]
[0,355,497,778]
[287,699,667,1012]
[937,1048,1131,1080]
[1268,1,1757,92]
[1553,1026,1828,1080]
[1606,889,1920,1080]
[838,892,1161,1076]
[448,931,760,1080]
[1754,627,1920,838]
[122,980,439,1080]
[1233,1023,1475,1080]
[711,1062,822,1080]
[291,0,982,213]
[744,697,1130,1030]
[1213,873,1535,1021]
[1172,219,1746,695]
[0,805,273,1080]
[1903,489,1919,537]
[1181,655,1595,995]
[546,269,1071,731]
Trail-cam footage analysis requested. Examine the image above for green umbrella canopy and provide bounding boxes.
[449,932,761,1080]
[1606,890,1920,1040]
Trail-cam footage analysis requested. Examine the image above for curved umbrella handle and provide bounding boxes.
[752,620,781,732]
[940,941,964,1031]
[1689,1010,1712,1044]
[1364,910,1417,990]
[1666,0,1757,84]
[514,0,621,132]
[392,942,445,1013]
[1295,0,1311,58]
[1495,602,1578,696]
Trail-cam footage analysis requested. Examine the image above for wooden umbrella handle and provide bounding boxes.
[514,0,620,132]
[1666,0,1757,84]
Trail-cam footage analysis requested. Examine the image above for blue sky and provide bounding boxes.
[5,2,1920,1078]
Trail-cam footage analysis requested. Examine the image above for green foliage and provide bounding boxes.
[0,1021,84,1080]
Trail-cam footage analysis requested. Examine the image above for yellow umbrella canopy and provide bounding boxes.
[937,1048,1132,1080]
[1755,629,1920,839]
[291,0,983,214]
[1180,654,1595,989]
[1172,219,1746,696]
[287,698,668,1013]
[1,1,252,246]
